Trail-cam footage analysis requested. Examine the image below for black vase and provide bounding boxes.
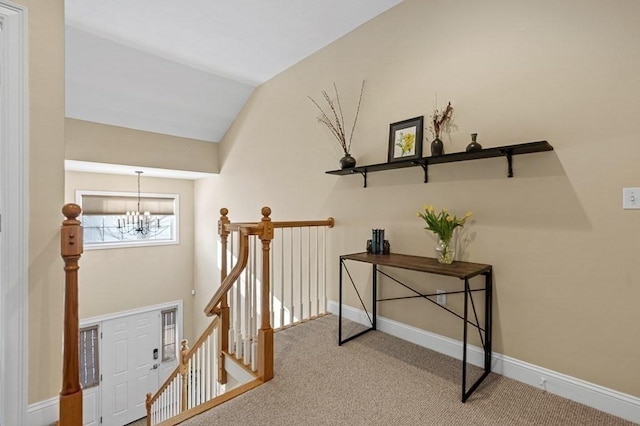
[339,153,356,169]
[466,133,482,152]
[430,137,444,156]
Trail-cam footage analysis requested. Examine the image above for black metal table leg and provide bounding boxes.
[462,278,469,402]
[484,270,493,371]
[462,272,493,402]
[372,264,377,330]
[338,257,376,345]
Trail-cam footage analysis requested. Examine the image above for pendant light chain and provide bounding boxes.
[136,170,142,215]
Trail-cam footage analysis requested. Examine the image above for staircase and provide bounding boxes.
[145,207,334,425]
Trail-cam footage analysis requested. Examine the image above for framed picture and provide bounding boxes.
[388,116,423,163]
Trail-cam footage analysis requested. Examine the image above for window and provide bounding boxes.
[161,309,177,361]
[79,325,99,389]
[76,190,178,249]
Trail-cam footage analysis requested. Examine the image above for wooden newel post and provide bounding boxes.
[180,339,190,412]
[258,207,274,382]
[59,203,84,426]
[145,393,152,426]
[218,208,230,384]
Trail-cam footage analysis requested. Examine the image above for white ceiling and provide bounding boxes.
[65,0,403,145]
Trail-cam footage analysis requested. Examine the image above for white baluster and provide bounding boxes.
[308,227,312,320]
[316,226,320,317]
[280,228,285,329]
[299,227,303,321]
[290,228,294,325]
[173,377,178,416]
[190,359,195,409]
[323,226,327,313]
[270,230,275,328]
[234,268,242,358]
[251,338,258,371]
[200,346,204,405]
[251,235,257,340]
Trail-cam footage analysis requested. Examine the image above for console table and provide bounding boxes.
[338,252,493,402]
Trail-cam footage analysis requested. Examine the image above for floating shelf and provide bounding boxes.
[325,140,553,187]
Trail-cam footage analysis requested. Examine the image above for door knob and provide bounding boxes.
[150,363,159,370]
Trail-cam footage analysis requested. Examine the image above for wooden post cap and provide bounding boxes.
[220,207,228,217]
[62,203,81,220]
[261,206,271,218]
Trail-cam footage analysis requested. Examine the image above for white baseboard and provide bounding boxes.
[27,396,58,426]
[328,300,640,424]
[27,303,640,425]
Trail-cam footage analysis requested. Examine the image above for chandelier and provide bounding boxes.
[117,171,160,236]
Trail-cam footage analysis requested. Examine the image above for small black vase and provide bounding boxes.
[430,137,444,156]
[339,153,356,169]
[466,133,482,152]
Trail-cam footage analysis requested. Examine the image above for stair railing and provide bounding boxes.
[217,208,334,379]
[146,207,333,425]
[146,318,220,425]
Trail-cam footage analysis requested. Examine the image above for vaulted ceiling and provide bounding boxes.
[64,0,403,143]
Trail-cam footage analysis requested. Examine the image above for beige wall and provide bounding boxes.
[195,0,640,398]
[64,172,195,344]
[66,118,220,174]
[21,1,208,404]
[14,0,67,404]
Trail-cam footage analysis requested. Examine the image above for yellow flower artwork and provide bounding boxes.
[394,126,417,157]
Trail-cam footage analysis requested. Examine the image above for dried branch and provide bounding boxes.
[430,101,453,139]
[308,81,365,155]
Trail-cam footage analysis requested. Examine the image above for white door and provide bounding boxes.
[82,386,100,426]
[101,311,160,425]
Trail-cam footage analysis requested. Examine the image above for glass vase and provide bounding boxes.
[435,239,455,264]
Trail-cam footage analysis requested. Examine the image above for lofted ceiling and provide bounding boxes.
[64,0,403,146]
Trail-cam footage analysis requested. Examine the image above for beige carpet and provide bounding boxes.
[183,315,636,425]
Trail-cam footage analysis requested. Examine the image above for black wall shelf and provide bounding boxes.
[325,140,553,188]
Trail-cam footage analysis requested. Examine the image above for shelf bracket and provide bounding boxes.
[499,149,514,178]
[351,169,367,188]
[413,161,429,183]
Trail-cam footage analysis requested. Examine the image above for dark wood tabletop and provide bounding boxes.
[340,252,492,279]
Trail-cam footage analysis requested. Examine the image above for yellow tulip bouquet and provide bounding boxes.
[417,204,471,263]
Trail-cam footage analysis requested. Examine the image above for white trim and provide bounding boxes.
[65,160,216,180]
[0,2,28,426]
[26,397,57,426]
[79,300,184,330]
[75,189,180,250]
[327,300,640,424]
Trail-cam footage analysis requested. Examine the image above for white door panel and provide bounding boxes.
[82,386,100,426]
[102,311,160,425]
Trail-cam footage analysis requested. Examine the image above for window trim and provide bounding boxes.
[75,189,180,250]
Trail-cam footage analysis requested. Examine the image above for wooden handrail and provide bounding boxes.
[272,218,334,228]
[183,317,219,360]
[146,318,220,410]
[203,227,250,316]
[224,222,261,232]
[224,218,334,232]
[59,203,84,426]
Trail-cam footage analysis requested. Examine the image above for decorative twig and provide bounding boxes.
[309,81,365,155]
[430,101,453,139]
